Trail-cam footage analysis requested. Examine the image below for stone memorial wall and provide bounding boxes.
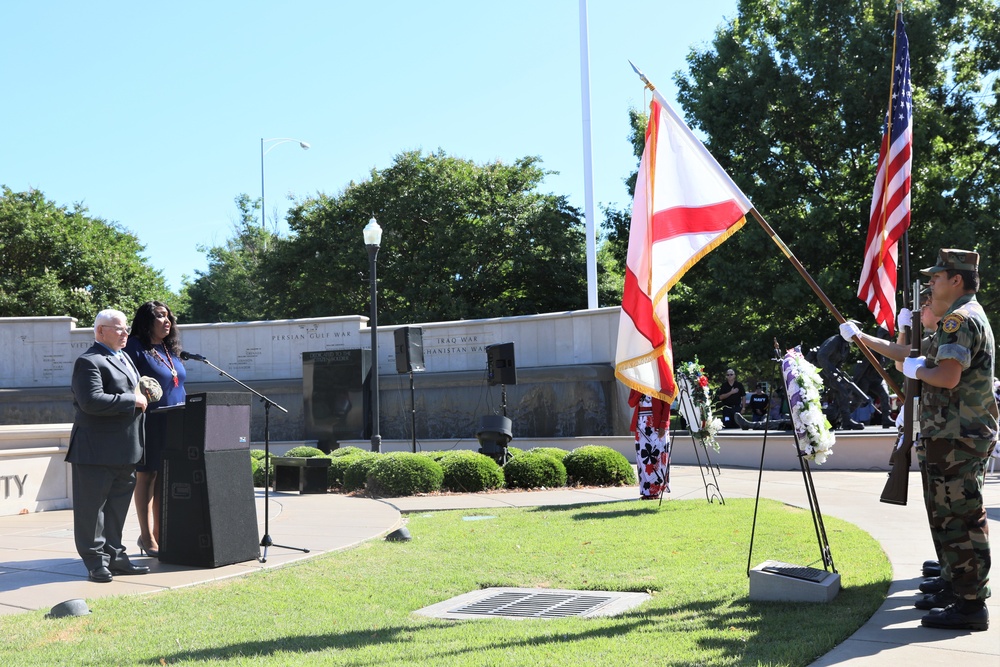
[0,308,627,442]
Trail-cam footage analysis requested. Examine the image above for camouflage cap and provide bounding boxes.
[920,248,979,275]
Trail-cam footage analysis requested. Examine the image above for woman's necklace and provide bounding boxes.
[149,343,179,387]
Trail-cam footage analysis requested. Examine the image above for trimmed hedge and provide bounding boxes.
[366,452,444,497]
[439,451,505,493]
[328,452,372,490]
[284,445,325,458]
[563,445,636,487]
[330,446,367,458]
[528,447,568,462]
[344,452,382,492]
[503,451,567,490]
[250,449,267,461]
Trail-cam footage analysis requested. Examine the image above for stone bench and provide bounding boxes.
[271,456,330,494]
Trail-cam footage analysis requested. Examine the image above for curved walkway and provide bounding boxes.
[0,465,996,666]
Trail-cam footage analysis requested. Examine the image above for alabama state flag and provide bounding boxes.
[615,90,752,403]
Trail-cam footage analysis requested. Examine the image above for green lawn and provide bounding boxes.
[1,498,890,666]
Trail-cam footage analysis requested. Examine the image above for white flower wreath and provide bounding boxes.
[676,358,724,452]
[781,346,836,464]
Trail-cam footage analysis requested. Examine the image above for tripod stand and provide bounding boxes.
[746,341,836,577]
[672,376,724,504]
[181,352,309,562]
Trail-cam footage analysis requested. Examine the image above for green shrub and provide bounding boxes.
[506,445,524,458]
[250,449,266,461]
[421,451,451,462]
[283,445,325,458]
[343,453,381,492]
[563,445,636,487]
[330,445,367,458]
[251,454,273,487]
[503,451,567,490]
[328,452,370,490]
[528,447,568,462]
[439,451,505,492]
[366,452,444,497]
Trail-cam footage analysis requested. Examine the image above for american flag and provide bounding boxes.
[858,13,912,336]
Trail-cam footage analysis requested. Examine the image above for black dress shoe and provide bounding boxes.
[108,560,150,575]
[88,566,113,583]
[919,576,948,594]
[921,600,989,631]
[914,589,958,610]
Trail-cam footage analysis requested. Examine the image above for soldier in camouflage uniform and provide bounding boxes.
[904,249,996,631]
[840,249,995,632]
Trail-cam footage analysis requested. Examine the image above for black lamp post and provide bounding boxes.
[364,217,383,453]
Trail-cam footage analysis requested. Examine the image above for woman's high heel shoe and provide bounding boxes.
[137,536,159,558]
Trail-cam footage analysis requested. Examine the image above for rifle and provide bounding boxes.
[880,279,922,505]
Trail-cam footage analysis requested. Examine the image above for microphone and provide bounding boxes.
[179,351,207,362]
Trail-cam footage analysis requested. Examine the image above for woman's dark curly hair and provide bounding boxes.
[129,301,181,355]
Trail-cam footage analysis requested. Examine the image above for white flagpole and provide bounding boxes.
[579,0,598,308]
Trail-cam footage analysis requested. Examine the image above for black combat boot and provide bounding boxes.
[921,599,989,631]
[918,576,948,594]
[922,559,941,577]
[914,588,957,610]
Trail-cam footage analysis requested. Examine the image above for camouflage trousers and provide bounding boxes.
[919,438,991,602]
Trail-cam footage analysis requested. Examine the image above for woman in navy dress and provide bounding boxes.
[124,301,187,557]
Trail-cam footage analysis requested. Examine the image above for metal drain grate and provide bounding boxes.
[455,591,613,618]
[415,587,651,620]
[761,562,829,582]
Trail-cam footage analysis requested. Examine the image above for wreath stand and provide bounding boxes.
[669,376,725,505]
[747,341,840,602]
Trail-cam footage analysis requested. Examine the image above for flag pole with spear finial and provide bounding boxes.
[628,61,903,399]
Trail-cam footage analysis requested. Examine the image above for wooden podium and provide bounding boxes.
[159,392,260,567]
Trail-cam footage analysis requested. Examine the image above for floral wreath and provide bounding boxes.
[781,346,836,464]
[675,358,724,452]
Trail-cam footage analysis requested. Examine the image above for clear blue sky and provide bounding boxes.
[1,1,737,292]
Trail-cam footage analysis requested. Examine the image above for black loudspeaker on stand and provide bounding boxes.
[178,350,308,563]
[394,327,425,452]
[478,342,516,465]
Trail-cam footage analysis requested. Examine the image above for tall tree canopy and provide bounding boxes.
[0,187,172,324]
[619,0,999,382]
[237,150,590,325]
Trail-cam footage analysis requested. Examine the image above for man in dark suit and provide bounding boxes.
[67,309,150,582]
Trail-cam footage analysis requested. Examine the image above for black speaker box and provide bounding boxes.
[394,326,425,374]
[180,392,253,452]
[158,392,258,567]
[486,342,516,385]
[160,448,259,567]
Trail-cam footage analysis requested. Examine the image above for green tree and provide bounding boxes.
[658,0,999,381]
[266,150,588,323]
[0,186,172,323]
[182,194,279,323]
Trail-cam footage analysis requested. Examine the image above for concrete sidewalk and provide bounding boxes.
[0,465,996,666]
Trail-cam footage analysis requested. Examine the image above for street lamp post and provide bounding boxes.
[364,217,383,453]
[260,137,310,228]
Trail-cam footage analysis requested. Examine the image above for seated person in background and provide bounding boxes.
[748,383,769,423]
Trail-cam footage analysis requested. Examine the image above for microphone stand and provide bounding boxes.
[183,353,309,562]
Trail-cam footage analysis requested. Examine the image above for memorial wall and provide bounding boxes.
[0,308,628,444]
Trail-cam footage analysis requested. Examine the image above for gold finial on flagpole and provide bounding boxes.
[629,60,656,92]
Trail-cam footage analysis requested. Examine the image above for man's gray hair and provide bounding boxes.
[93,309,127,330]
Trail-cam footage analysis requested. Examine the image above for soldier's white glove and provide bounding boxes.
[902,356,927,380]
[894,410,905,429]
[897,308,912,330]
[839,321,861,342]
